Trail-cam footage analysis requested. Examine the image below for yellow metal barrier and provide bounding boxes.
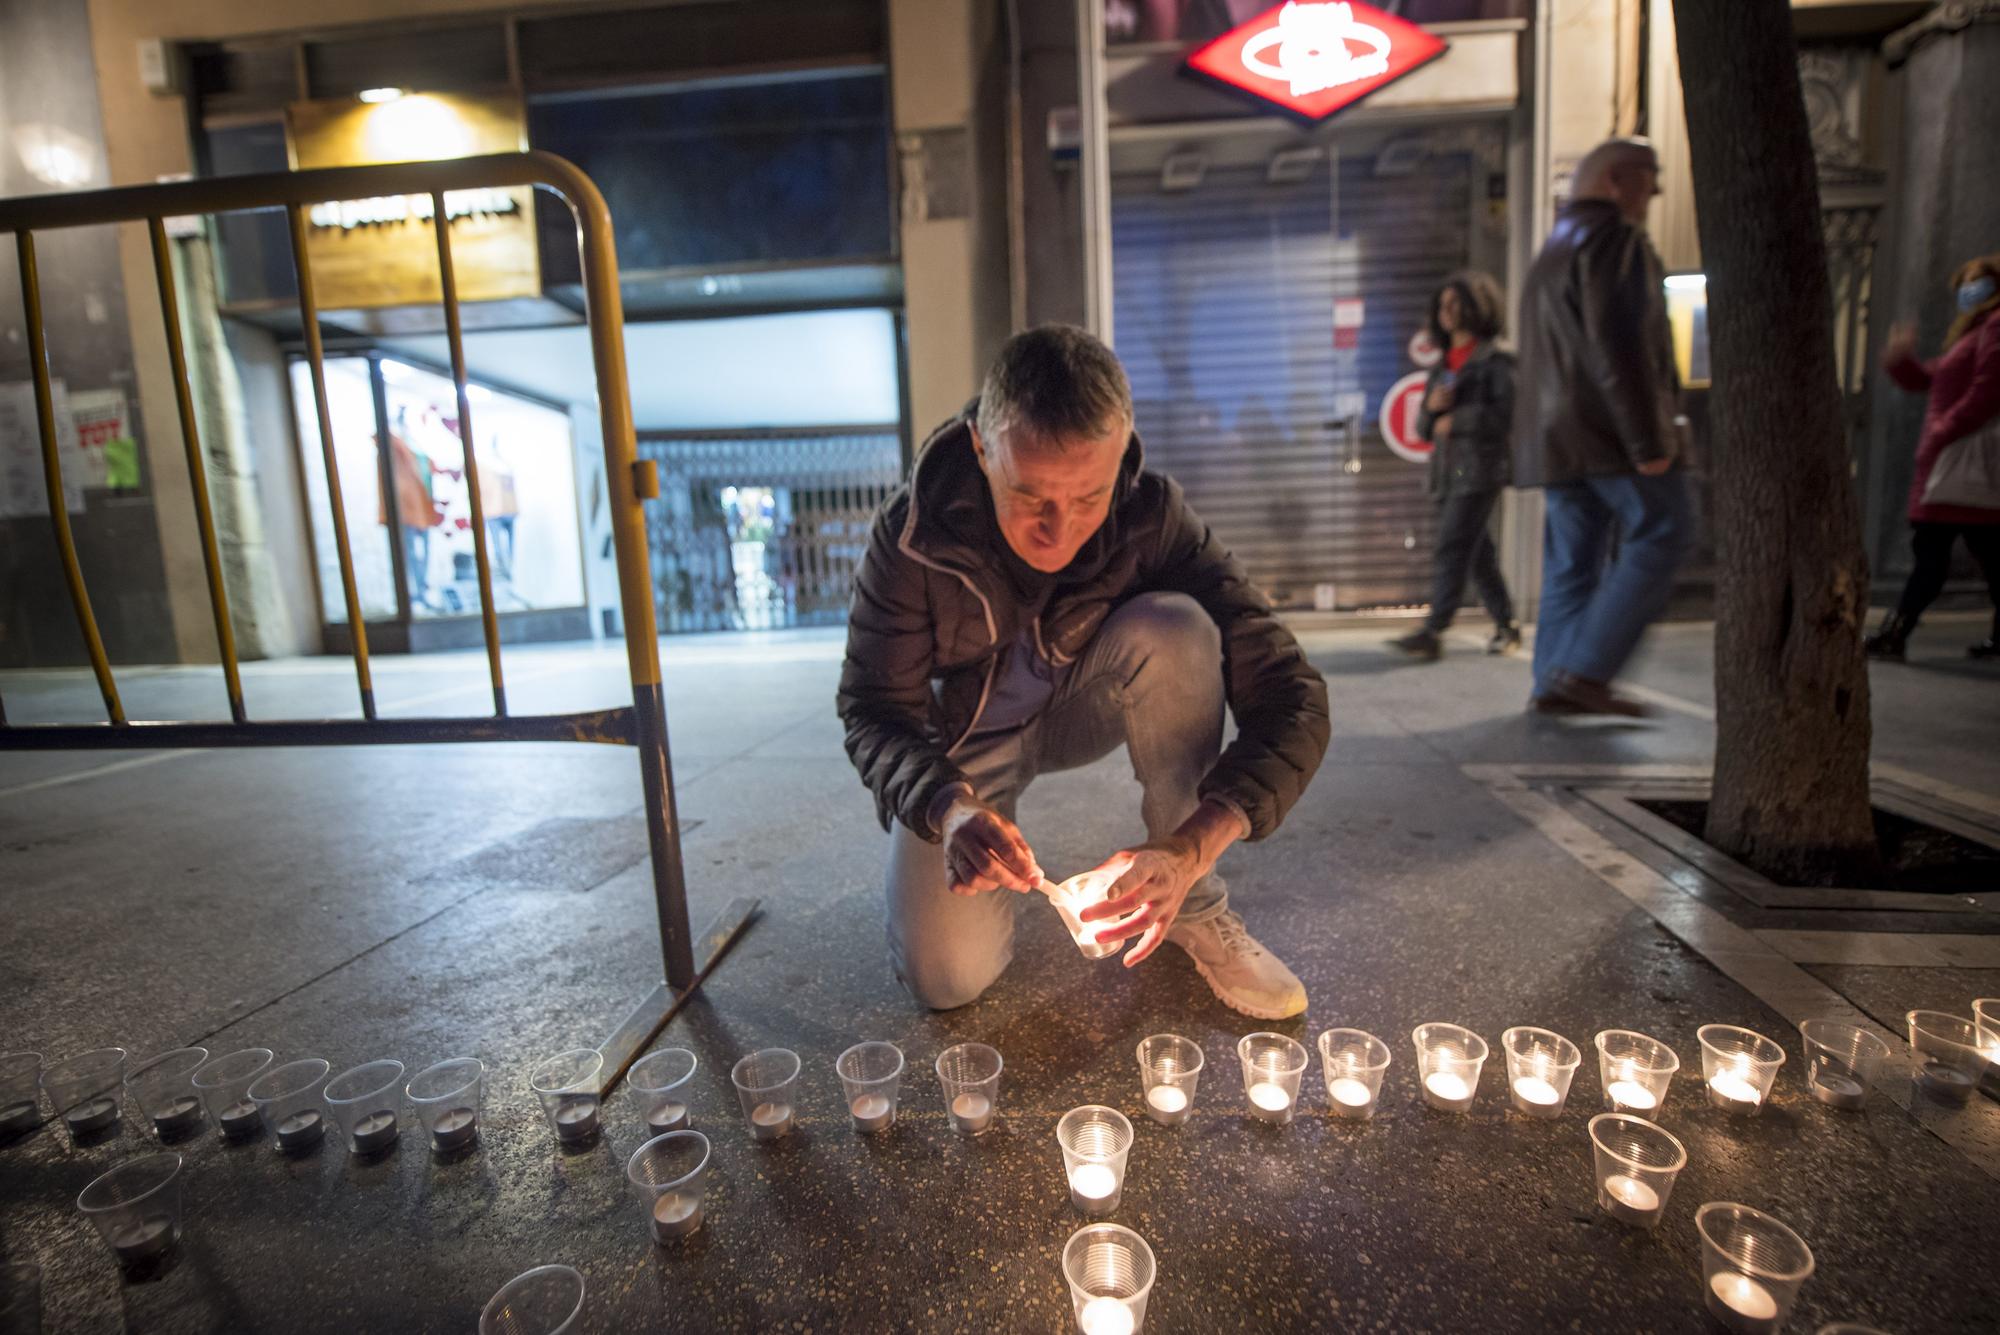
[0,152,753,1086]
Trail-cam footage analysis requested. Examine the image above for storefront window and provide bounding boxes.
[291,356,397,624]
[1106,0,1530,44]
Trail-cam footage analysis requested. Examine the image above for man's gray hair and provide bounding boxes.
[975,324,1133,450]
[1571,136,1659,200]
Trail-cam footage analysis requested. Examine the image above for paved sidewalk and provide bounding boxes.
[1,616,1995,1332]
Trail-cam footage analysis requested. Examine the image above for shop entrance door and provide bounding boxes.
[1111,119,1510,611]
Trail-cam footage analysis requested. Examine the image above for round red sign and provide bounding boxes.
[1379,370,1432,464]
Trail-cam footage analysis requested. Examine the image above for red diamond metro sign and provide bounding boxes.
[1184,1,1449,124]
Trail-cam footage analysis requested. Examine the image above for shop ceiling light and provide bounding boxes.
[1184,2,1447,125]
[1160,152,1206,193]
[357,87,407,104]
[1266,145,1322,186]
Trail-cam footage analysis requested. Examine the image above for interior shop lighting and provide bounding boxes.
[358,87,408,104]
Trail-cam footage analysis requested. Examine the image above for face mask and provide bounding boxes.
[1960,275,1998,311]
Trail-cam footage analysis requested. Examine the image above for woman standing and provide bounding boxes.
[1390,270,1521,660]
[1865,254,2000,660]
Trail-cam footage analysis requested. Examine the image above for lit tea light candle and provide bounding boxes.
[1706,1068,1763,1113]
[1423,1071,1474,1113]
[1068,1162,1119,1212]
[1247,1080,1293,1124]
[1077,1295,1136,1335]
[1706,1270,1780,1333]
[646,1101,690,1135]
[950,1092,992,1134]
[218,1097,261,1139]
[1598,1173,1661,1226]
[1328,1076,1375,1117]
[749,1101,793,1141]
[275,1108,324,1150]
[430,1106,479,1152]
[554,1095,601,1143]
[152,1095,202,1139]
[1143,1084,1189,1125]
[849,1093,894,1134]
[350,1109,398,1154]
[109,1215,174,1265]
[649,1191,703,1242]
[0,1100,36,1136]
[1510,1075,1562,1117]
[65,1096,119,1136]
[1605,1078,1658,1112]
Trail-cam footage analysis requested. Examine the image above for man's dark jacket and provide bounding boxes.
[838,408,1330,844]
[1415,341,1515,498]
[1512,198,1679,488]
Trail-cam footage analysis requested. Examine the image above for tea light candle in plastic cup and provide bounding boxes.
[247,1058,331,1152]
[1062,1222,1156,1335]
[42,1047,127,1139]
[731,1048,801,1142]
[1057,1105,1133,1216]
[1135,1034,1203,1127]
[76,1152,184,1271]
[1797,1019,1889,1110]
[836,1040,905,1135]
[1974,998,2000,1097]
[1045,861,1132,961]
[1697,1025,1784,1115]
[1906,1010,1984,1106]
[406,1057,484,1154]
[629,1047,698,1135]
[1592,1029,1678,1114]
[1587,1113,1687,1230]
[0,1052,43,1138]
[531,1049,605,1147]
[478,1264,584,1335]
[1237,1033,1308,1125]
[1413,1024,1487,1113]
[1316,1029,1390,1119]
[325,1059,404,1156]
[125,1048,209,1143]
[627,1130,711,1244]
[937,1042,1003,1135]
[1501,1027,1581,1119]
[192,1048,273,1142]
[1696,1201,1814,1335]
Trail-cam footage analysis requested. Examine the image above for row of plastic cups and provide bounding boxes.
[215,1052,485,1156]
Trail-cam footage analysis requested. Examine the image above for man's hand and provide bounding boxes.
[1431,412,1454,444]
[1882,320,1918,369]
[941,796,1041,896]
[1078,799,1246,966]
[1634,456,1673,477]
[1425,381,1456,413]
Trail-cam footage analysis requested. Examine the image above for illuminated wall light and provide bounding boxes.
[358,95,474,164]
[1664,273,1708,291]
[357,87,407,104]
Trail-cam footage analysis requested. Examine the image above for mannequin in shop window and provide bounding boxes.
[380,405,446,613]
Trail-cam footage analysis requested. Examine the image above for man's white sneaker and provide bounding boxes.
[1166,910,1307,1020]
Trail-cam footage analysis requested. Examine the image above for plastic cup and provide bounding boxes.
[1135,1034,1203,1127]
[1501,1027,1581,1118]
[1057,1105,1133,1216]
[479,1264,584,1335]
[731,1048,800,1142]
[1317,1029,1391,1119]
[1048,863,1128,960]
[407,1057,485,1154]
[1797,1020,1889,1111]
[1975,997,2000,1097]
[325,1059,405,1156]
[0,1260,40,1335]
[76,1152,184,1271]
[1062,1222,1156,1335]
[626,1130,712,1243]
[1237,1033,1308,1125]
[0,1053,45,1139]
[835,1041,904,1134]
[1593,1029,1679,1115]
[1906,1011,1984,1106]
[1587,1113,1686,1229]
[937,1042,1003,1135]
[629,1048,698,1135]
[1696,1202,1814,1335]
[191,1048,274,1141]
[247,1058,331,1152]
[1412,1024,1487,1113]
[42,1048,127,1139]
[531,1049,605,1146]
[124,1048,209,1143]
[1697,1025,1784,1115]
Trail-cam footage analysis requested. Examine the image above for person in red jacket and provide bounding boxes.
[1866,254,2000,660]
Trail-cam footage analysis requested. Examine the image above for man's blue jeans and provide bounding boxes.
[1532,470,1695,698]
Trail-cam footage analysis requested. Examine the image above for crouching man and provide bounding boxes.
[837,325,1330,1017]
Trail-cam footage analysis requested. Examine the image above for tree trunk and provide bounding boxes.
[1673,0,1882,885]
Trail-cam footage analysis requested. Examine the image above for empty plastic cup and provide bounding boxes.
[247,1058,331,1152]
[1697,1025,1784,1115]
[629,1048,698,1135]
[530,1049,605,1146]
[76,1152,184,1272]
[479,1264,584,1335]
[1317,1029,1391,1120]
[42,1048,127,1139]
[1501,1027,1581,1118]
[1135,1034,1203,1127]
[1587,1113,1686,1230]
[1062,1222,1156,1335]
[1906,1011,1984,1106]
[191,1048,274,1142]
[0,1260,40,1335]
[325,1059,405,1156]
[627,1130,712,1243]
[1797,1020,1889,1111]
[1696,1201,1814,1335]
[937,1042,1003,1135]
[1413,1024,1488,1113]
[1593,1029,1679,1115]
[1057,1105,1134,1216]
[835,1041,904,1134]
[1237,1033,1308,1125]
[0,1053,44,1139]
[731,1048,801,1142]
[123,1048,208,1143]
[407,1057,485,1154]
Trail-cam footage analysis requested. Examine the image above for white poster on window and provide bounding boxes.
[0,379,86,519]
[68,388,129,490]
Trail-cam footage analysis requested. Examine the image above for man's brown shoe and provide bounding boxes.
[1538,672,1652,719]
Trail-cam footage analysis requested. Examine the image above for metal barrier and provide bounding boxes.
[0,152,755,1088]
